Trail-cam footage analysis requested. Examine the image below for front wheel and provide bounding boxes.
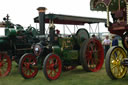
[19,53,38,79]
[0,53,11,77]
[43,53,62,81]
[105,46,127,80]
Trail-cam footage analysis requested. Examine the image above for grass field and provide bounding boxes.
[0,62,128,85]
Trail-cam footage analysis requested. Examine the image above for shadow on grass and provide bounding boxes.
[70,68,87,74]
[60,67,88,79]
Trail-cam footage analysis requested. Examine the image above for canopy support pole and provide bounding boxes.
[126,2,128,24]
[118,0,121,10]
[89,24,94,34]
[63,25,65,36]
[65,25,72,34]
[97,23,100,38]
[106,6,110,27]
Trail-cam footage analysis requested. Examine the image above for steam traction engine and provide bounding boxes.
[19,7,106,80]
[0,15,39,77]
[91,0,128,80]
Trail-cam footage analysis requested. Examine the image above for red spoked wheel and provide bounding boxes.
[0,53,11,77]
[62,66,76,71]
[43,53,62,81]
[19,53,38,79]
[80,38,104,72]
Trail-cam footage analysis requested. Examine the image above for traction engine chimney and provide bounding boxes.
[37,7,47,35]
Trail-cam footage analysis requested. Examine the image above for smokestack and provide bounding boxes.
[37,7,47,35]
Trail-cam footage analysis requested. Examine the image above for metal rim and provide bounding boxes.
[85,38,104,72]
[20,53,38,79]
[76,28,90,40]
[44,54,62,80]
[106,46,127,79]
[0,53,11,77]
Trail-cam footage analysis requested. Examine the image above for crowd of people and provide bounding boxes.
[102,35,118,58]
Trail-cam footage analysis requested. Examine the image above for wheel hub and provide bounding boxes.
[49,64,55,69]
[25,63,31,69]
[112,60,120,66]
[49,64,58,69]
[53,64,58,69]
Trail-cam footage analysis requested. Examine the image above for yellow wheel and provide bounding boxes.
[105,46,127,80]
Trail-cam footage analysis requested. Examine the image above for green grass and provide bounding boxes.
[1,62,128,85]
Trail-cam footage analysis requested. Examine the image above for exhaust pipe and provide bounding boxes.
[37,7,47,35]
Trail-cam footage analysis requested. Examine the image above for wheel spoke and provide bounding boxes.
[91,58,94,65]
[53,69,57,75]
[48,70,53,76]
[29,68,32,74]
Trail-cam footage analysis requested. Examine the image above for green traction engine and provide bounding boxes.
[19,7,106,80]
[0,14,39,77]
[90,0,128,80]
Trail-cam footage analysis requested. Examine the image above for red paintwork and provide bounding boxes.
[0,53,11,77]
[21,54,38,78]
[85,38,104,72]
[108,22,128,36]
[46,54,62,80]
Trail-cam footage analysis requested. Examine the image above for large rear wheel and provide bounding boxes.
[19,53,38,79]
[0,53,11,77]
[80,38,104,72]
[76,28,90,46]
[43,53,62,80]
[105,46,127,80]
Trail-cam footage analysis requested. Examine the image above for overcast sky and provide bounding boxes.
[0,0,109,35]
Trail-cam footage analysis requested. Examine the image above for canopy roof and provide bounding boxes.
[90,0,127,11]
[34,13,106,25]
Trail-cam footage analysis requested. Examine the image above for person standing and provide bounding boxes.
[112,35,118,46]
[102,35,111,58]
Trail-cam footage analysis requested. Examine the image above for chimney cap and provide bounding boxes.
[37,7,47,12]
